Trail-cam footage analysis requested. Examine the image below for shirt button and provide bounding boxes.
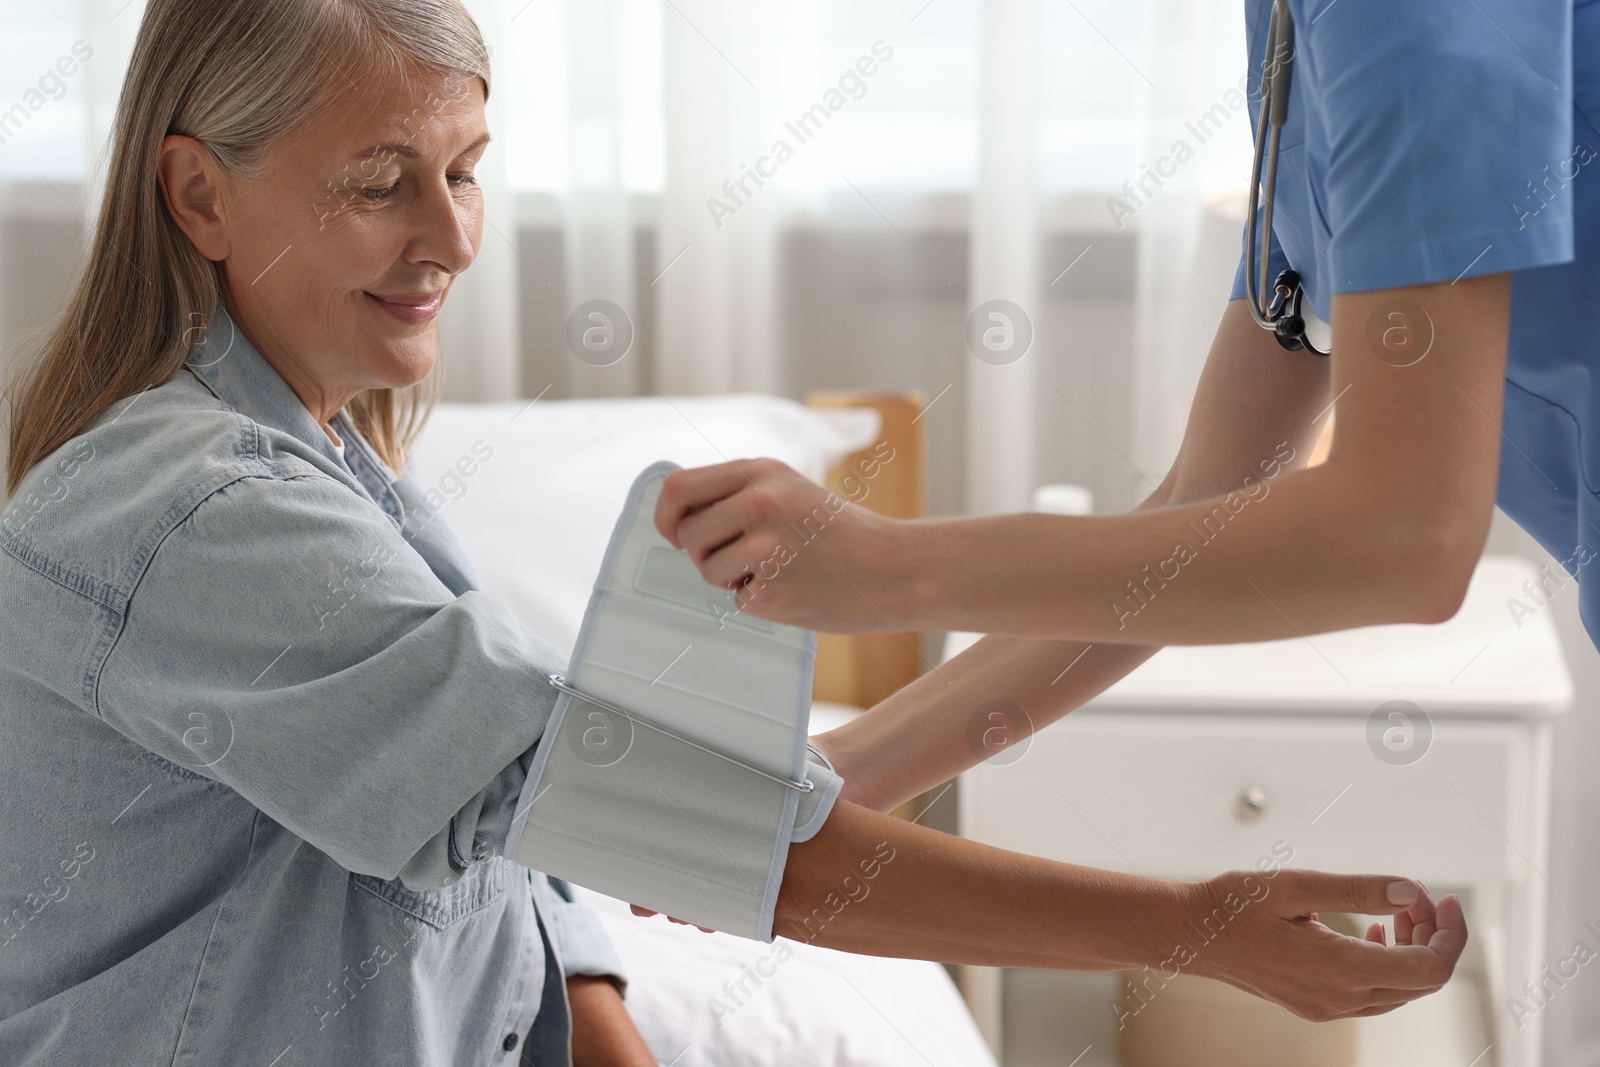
[502,1032,519,1052]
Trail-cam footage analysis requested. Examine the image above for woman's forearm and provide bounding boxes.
[567,975,657,1067]
[777,800,1192,971]
[778,801,1468,1022]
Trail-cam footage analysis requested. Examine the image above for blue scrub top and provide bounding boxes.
[1230,0,1600,648]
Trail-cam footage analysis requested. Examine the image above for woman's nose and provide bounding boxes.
[407,175,479,275]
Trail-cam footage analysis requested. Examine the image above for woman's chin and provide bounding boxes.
[371,342,436,390]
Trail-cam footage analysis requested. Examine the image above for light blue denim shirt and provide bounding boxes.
[0,297,626,1066]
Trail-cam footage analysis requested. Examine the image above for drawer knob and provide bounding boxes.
[1234,786,1268,823]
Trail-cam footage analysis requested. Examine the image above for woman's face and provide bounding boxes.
[163,65,490,425]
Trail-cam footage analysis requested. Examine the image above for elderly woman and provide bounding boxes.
[0,1,1465,1064]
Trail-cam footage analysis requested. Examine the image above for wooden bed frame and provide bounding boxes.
[804,391,927,710]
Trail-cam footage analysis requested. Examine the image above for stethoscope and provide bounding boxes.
[1244,0,1328,357]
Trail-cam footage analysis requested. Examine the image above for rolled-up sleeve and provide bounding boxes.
[95,470,561,890]
[538,876,629,992]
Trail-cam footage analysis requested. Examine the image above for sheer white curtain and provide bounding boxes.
[438,0,522,402]
[654,0,782,395]
[1125,0,1259,491]
[0,0,1252,512]
[503,0,1254,506]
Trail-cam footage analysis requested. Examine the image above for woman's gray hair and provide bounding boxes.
[5,0,490,494]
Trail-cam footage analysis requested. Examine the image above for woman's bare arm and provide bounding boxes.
[778,800,1466,1023]
[567,976,657,1067]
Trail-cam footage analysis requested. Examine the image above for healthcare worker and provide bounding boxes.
[0,1,1472,1060]
[659,0,1595,968]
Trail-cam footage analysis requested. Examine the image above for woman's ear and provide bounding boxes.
[156,135,231,262]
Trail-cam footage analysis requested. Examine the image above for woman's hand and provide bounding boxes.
[567,974,657,1067]
[654,458,912,632]
[1183,869,1468,1021]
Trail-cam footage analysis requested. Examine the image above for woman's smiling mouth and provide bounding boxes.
[366,290,443,324]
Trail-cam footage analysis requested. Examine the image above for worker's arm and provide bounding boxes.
[810,296,1333,812]
[656,277,1508,644]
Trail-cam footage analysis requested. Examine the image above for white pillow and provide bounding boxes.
[405,394,879,658]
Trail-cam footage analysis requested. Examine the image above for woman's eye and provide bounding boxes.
[362,174,476,201]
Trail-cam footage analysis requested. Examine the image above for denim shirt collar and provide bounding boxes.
[184,296,408,528]
[182,296,483,597]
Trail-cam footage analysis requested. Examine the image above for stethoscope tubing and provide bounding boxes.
[1243,0,1329,357]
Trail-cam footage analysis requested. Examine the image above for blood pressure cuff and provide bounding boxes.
[504,461,844,941]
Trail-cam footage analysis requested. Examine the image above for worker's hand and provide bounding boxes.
[654,458,909,632]
[1185,869,1467,1021]
[627,904,715,933]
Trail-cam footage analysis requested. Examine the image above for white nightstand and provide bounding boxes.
[952,555,1571,1067]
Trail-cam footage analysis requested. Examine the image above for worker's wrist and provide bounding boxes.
[876,516,952,631]
[807,728,890,812]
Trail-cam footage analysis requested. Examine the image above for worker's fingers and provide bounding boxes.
[627,903,714,933]
[655,463,765,547]
[674,495,754,566]
[1364,921,1386,945]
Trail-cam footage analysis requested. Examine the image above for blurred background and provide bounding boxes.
[0,0,1253,518]
[3,2,1598,1065]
